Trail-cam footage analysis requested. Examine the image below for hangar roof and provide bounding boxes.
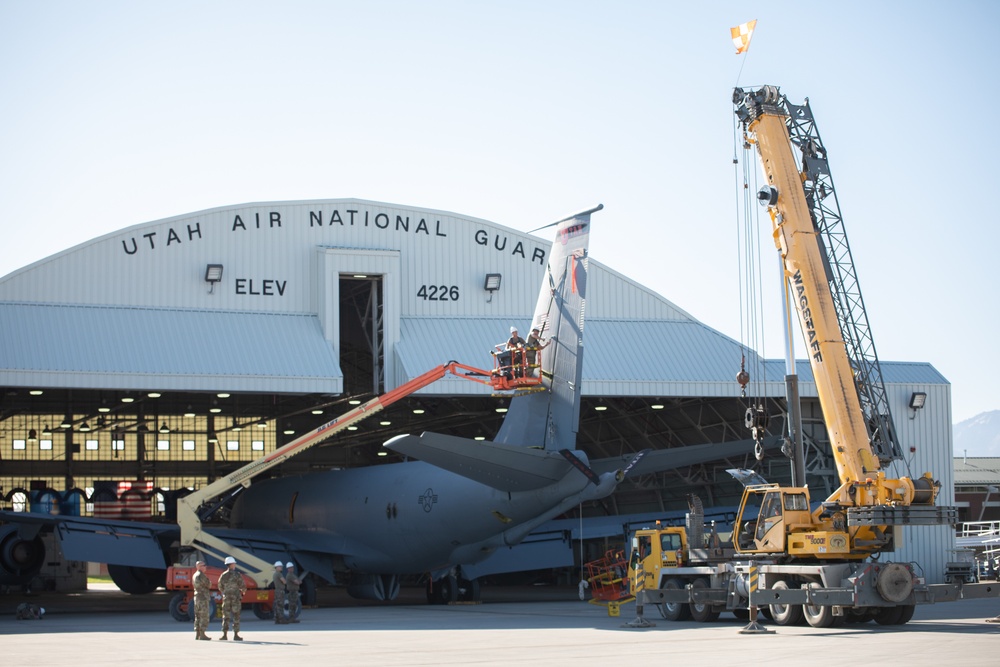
[395,316,945,397]
[0,301,947,398]
[0,302,342,394]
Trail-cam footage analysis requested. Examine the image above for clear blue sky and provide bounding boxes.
[1,1,997,423]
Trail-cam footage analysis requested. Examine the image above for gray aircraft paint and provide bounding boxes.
[228,207,611,591]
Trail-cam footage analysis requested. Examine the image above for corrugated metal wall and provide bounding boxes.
[881,382,955,584]
[0,199,689,323]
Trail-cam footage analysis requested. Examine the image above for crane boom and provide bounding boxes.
[734,85,935,509]
[175,360,496,586]
[731,85,954,560]
[776,92,901,466]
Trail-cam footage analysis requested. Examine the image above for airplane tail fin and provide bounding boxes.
[493,205,601,451]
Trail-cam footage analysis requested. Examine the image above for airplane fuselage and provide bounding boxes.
[229,457,603,575]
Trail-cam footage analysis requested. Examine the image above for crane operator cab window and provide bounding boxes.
[755,492,783,541]
[784,493,808,512]
[737,491,763,550]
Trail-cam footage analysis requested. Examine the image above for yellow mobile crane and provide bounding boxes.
[627,86,998,629]
[731,84,943,560]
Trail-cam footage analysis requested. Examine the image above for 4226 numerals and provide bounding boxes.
[417,285,460,301]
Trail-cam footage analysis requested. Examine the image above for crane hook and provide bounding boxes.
[736,355,750,398]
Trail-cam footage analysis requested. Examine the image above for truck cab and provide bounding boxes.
[631,525,688,590]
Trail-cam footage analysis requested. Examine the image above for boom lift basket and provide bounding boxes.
[490,347,544,391]
[585,549,634,605]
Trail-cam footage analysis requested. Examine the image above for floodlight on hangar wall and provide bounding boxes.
[205,263,224,294]
[484,273,502,303]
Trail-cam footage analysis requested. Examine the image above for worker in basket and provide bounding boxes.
[525,326,551,377]
[494,325,526,379]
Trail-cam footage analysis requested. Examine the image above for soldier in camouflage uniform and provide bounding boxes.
[285,561,301,622]
[218,556,247,640]
[192,560,212,640]
[272,560,288,624]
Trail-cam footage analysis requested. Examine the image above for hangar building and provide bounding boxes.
[0,199,956,582]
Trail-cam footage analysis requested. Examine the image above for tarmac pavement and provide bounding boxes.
[2,585,999,666]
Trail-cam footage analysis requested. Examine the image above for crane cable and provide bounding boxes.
[733,114,769,461]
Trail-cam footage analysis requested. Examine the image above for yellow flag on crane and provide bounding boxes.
[731,19,757,54]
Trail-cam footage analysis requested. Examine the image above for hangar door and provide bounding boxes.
[339,275,384,396]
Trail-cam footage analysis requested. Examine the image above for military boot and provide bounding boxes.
[220,631,228,640]
[233,633,243,641]
[197,630,212,641]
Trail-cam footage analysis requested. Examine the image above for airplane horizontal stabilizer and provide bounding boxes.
[384,432,578,492]
[589,435,783,477]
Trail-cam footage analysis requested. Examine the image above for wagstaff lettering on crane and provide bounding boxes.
[791,270,823,362]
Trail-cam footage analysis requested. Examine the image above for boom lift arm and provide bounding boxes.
[175,360,498,586]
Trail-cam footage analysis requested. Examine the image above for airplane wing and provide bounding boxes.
[383,432,578,491]
[0,510,360,585]
[0,510,177,568]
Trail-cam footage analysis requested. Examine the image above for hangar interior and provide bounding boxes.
[0,199,955,582]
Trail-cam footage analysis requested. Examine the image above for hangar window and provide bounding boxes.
[86,439,99,451]
[39,439,52,451]
[13,439,25,450]
[182,440,195,451]
[157,440,170,451]
[112,438,125,451]
[227,440,239,451]
[251,440,264,452]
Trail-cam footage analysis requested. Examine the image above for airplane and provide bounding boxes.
[0,205,772,604]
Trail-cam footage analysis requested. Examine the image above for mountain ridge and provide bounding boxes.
[954,410,1000,458]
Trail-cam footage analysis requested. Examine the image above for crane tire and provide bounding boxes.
[768,579,803,626]
[689,578,720,623]
[661,579,691,622]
